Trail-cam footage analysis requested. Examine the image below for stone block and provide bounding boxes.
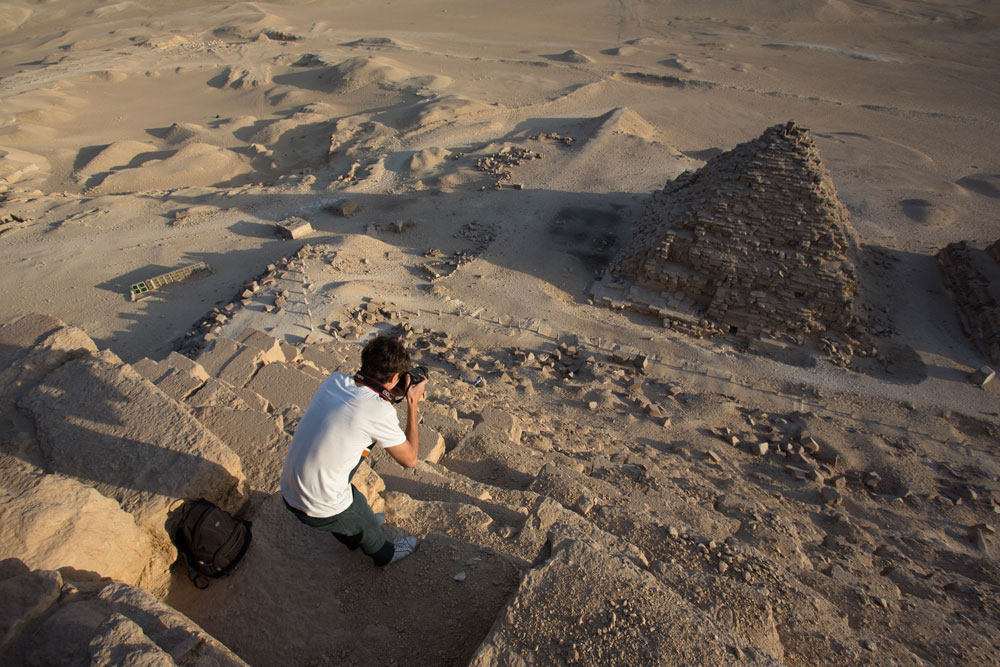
[0,464,162,591]
[279,339,300,363]
[969,366,995,387]
[246,362,321,412]
[163,352,210,382]
[131,358,166,383]
[300,346,342,374]
[350,460,385,513]
[419,425,446,464]
[275,216,313,240]
[475,406,521,444]
[18,578,247,667]
[217,344,266,388]
[327,198,359,216]
[191,406,288,493]
[0,566,61,653]
[195,337,240,378]
[474,508,772,666]
[186,377,252,410]
[237,329,285,364]
[20,354,247,542]
[149,366,206,402]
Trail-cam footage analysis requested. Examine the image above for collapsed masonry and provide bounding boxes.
[936,238,1000,364]
[595,121,865,350]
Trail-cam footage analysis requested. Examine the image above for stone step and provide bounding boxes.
[244,361,322,413]
[19,348,248,544]
[186,376,272,413]
[132,351,210,402]
[196,338,268,389]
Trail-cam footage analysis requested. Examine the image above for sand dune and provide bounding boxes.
[73,140,160,184]
[312,55,411,94]
[94,143,252,193]
[0,6,30,34]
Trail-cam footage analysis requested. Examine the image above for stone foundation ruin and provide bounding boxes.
[937,238,1000,364]
[594,121,865,350]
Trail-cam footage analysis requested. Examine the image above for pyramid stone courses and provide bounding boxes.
[604,121,862,342]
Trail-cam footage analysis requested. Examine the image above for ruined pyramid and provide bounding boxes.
[596,121,863,345]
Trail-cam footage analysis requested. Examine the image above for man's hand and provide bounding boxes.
[406,376,428,405]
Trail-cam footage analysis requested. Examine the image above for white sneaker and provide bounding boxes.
[388,536,418,564]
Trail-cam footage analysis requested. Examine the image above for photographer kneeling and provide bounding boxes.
[280,335,428,567]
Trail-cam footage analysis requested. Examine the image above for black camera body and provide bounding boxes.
[405,366,429,386]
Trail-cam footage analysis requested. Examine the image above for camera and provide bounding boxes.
[405,366,429,386]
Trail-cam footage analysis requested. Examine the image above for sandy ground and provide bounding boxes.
[1,0,999,665]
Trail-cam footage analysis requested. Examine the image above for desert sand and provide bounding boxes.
[1,0,999,665]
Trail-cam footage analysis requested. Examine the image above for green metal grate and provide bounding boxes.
[130,262,212,301]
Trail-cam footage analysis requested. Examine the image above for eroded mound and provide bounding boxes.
[596,121,865,349]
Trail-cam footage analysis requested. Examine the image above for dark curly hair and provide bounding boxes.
[360,335,411,383]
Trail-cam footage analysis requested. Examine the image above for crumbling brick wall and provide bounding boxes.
[936,240,1000,364]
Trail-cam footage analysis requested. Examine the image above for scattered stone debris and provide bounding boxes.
[937,238,1000,364]
[275,216,314,240]
[475,146,541,189]
[594,121,870,363]
[423,223,497,280]
[176,244,333,356]
[529,132,575,146]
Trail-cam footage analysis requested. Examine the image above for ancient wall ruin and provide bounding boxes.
[937,239,1000,364]
[595,122,863,345]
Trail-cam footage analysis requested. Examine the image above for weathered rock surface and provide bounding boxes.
[0,561,246,666]
[0,463,164,591]
[20,351,247,541]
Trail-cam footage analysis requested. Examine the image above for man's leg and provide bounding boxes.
[283,492,393,565]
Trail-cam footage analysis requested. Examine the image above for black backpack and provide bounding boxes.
[174,499,252,588]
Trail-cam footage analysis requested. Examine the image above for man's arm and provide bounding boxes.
[385,377,427,468]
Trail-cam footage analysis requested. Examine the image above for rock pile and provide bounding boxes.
[936,238,1000,364]
[595,121,864,349]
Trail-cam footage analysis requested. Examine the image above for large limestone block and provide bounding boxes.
[0,316,97,402]
[195,337,240,377]
[0,563,61,654]
[191,405,288,493]
[246,362,321,412]
[163,351,210,382]
[6,568,247,667]
[98,582,247,664]
[88,613,175,666]
[218,344,266,388]
[186,376,270,412]
[300,345,342,374]
[237,328,285,364]
[133,357,207,401]
[0,466,164,591]
[20,354,247,541]
[351,459,386,513]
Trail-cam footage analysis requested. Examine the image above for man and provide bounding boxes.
[280,335,427,567]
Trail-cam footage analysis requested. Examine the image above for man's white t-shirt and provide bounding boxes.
[280,372,406,517]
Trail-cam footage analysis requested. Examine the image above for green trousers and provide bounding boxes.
[284,481,393,566]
